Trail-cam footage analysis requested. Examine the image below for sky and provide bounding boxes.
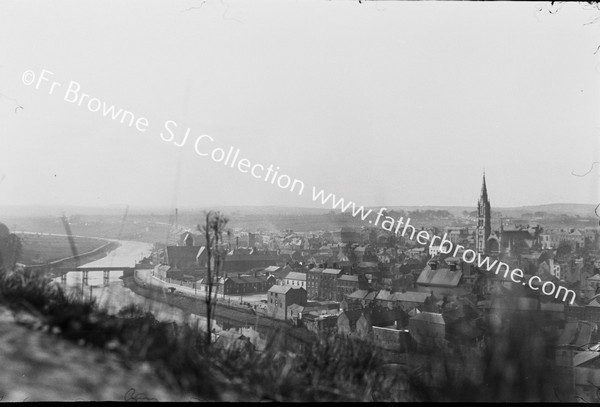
[0,0,599,212]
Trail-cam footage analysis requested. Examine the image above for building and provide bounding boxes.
[338,309,365,336]
[375,290,431,312]
[164,240,207,277]
[321,268,342,300]
[217,275,274,295]
[584,298,600,324]
[542,229,586,250]
[409,312,446,349]
[336,273,368,301]
[301,313,339,336]
[475,173,492,255]
[306,267,342,300]
[279,271,307,289]
[267,285,307,320]
[223,252,280,274]
[587,275,600,292]
[344,289,380,310]
[416,259,465,298]
[306,267,323,299]
[429,242,452,257]
[337,307,407,338]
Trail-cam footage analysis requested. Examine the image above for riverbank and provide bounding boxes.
[122,274,316,345]
[28,240,121,278]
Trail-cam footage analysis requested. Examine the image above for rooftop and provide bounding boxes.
[411,312,445,325]
[417,266,462,287]
[268,285,295,294]
[284,271,307,281]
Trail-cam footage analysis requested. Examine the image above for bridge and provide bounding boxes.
[44,266,135,287]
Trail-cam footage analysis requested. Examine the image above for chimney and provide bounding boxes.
[429,260,437,270]
[449,262,457,272]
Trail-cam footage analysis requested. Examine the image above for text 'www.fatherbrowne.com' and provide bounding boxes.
[22,68,576,304]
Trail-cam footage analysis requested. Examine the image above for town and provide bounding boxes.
[136,174,600,402]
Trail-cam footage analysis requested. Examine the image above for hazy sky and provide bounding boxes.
[1,0,599,211]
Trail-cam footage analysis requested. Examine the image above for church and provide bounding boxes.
[475,173,541,259]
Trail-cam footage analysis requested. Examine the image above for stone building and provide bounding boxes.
[267,285,307,321]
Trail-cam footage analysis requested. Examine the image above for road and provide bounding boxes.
[137,269,268,309]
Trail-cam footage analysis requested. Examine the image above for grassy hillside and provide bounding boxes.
[17,233,110,266]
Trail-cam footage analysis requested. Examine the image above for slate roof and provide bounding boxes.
[166,246,203,267]
[411,312,445,325]
[376,290,393,301]
[240,276,265,284]
[268,285,294,294]
[364,291,378,301]
[358,262,378,268]
[226,277,248,285]
[340,309,365,323]
[338,275,359,282]
[392,291,430,303]
[588,299,600,308]
[288,304,305,313]
[417,266,462,287]
[284,271,307,281]
[347,289,369,300]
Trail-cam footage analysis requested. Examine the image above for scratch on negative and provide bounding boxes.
[572,162,600,177]
[180,1,207,13]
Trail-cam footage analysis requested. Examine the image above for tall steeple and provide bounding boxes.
[476,172,491,255]
[480,171,488,200]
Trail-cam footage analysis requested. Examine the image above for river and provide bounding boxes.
[53,239,267,349]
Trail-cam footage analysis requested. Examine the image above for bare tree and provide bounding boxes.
[197,211,229,347]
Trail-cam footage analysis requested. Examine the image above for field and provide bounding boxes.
[16,233,111,266]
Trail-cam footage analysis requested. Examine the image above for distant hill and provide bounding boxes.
[383,203,597,217]
[1,202,597,219]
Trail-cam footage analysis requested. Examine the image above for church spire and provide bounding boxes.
[480,171,488,200]
[476,171,491,255]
